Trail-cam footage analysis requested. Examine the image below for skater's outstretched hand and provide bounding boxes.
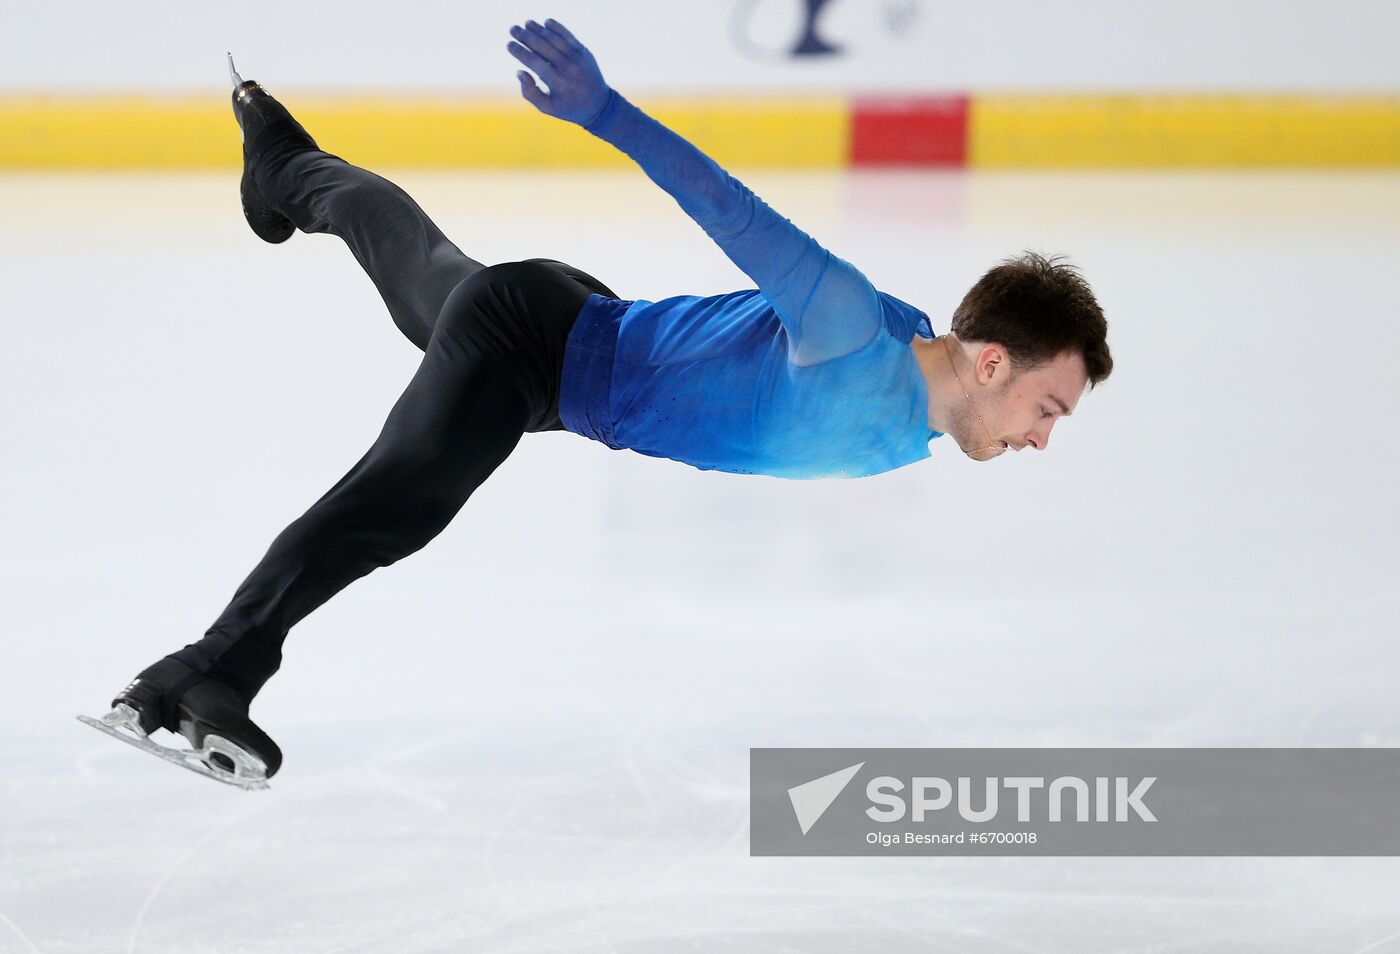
[508,19,612,127]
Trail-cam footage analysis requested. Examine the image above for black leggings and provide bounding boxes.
[170,146,617,701]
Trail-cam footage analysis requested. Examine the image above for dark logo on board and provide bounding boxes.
[730,0,844,59]
[730,0,922,61]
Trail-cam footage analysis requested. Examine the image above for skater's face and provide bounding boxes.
[948,345,1087,462]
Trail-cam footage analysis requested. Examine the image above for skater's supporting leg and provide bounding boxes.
[169,262,605,701]
[255,146,485,351]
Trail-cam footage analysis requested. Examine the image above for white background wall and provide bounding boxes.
[4,0,1398,94]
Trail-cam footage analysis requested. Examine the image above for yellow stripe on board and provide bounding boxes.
[0,94,849,170]
[970,95,1400,168]
[5,92,1399,169]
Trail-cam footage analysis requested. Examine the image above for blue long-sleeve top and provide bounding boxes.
[558,89,943,479]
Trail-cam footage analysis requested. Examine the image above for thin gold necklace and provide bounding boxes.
[942,334,1002,454]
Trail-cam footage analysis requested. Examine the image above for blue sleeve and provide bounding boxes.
[584,90,882,366]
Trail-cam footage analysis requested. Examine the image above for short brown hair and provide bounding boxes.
[951,251,1112,388]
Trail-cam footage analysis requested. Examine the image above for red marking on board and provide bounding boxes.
[851,95,969,166]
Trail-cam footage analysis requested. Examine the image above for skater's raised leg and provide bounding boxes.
[256,149,487,351]
[235,67,485,349]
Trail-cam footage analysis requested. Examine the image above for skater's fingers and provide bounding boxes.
[507,40,557,83]
[516,70,554,115]
[509,23,561,67]
[543,19,584,52]
[525,18,572,59]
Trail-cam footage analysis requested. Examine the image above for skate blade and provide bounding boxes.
[77,703,270,791]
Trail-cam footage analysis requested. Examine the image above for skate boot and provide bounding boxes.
[78,656,282,790]
[227,52,317,245]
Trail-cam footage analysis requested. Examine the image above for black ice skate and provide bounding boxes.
[227,52,317,245]
[77,656,282,790]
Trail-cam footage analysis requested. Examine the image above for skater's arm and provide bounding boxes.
[508,19,881,366]
[582,92,882,365]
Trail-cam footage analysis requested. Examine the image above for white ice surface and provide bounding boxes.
[1,168,1398,952]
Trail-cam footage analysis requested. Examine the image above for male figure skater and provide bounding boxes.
[81,19,1112,787]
